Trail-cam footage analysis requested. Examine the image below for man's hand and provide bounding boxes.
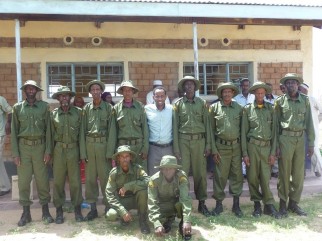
[182,222,192,236]
[139,153,147,160]
[307,147,314,158]
[213,153,221,164]
[155,226,165,237]
[14,156,21,167]
[204,149,210,157]
[44,154,51,165]
[80,158,87,163]
[122,212,132,223]
[174,152,182,161]
[276,148,281,159]
[118,187,126,197]
[243,156,250,167]
[268,155,275,166]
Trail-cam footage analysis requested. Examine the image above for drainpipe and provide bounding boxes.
[192,22,199,97]
[15,19,22,102]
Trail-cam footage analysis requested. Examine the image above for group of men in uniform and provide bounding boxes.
[10,72,314,239]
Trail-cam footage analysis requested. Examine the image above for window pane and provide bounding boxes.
[47,65,72,98]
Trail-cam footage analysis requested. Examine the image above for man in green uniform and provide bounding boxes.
[275,73,314,217]
[113,80,149,171]
[51,86,84,224]
[105,145,150,234]
[11,80,54,226]
[241,82,280,219]
[173,76,211,216]
[80,80,116,221]
[209,82,243,217]
[148,155,192,240]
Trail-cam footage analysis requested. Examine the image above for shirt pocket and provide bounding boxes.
[35,116,45,130]
[214,115,225,127]
[18,115,29,130]
[117,115,126,128]
[297,108,306,121]
[249,116,258,129]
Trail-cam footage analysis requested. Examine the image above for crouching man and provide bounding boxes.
[148,155,192,240]
[105,145,150,234]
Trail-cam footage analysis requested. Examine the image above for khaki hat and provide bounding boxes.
[249,81,272,94]
[20,80,43,91]
[117,80,139,95]
[112,145,137,160]
[280,73,303,85]
[154,155,182,169]
[216,82,239,99]
[177,76,201,92]
[52,86,75,99]
[85,80,105,92]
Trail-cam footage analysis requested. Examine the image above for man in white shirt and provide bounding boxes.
[145,86,173,175]
[146,80,170,105]
[234,78,255,107]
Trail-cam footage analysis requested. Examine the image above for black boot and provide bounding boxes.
[211,200,223,216]
[252,201,262,218]
[74,205,84,222]
[139,213,150,234]
[84,203,98,221]
[179,219,192,240]
[18,206,32,227]
[232,196,243,218]
[42,204,54,223]
[263,204,281,219]
[288,199,307,216]
[278,199,288,218]
[198,200,211,217]
[55,206,64,224]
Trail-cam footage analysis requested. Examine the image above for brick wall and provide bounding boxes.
[257,62,303,95]
[128,62,179,104]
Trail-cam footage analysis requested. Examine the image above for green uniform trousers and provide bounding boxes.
[53,145,83,207]
[157,201,183,224]
[106,189,148,220]
[17,140,51,206]
[85,140,112,206]
[179,138,207,201]
[213,142,243,201]
[278,135,305,203]
[246,143,274,204]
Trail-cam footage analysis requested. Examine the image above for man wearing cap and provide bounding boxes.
[50,86,84,224]
[114,80,149,171]
[80,80,117,221]
[146,80,170,105]
[275,73,315,217]
[148,155,192,240]
[234,78,255,107]
[105,145,150,234]
[11,80,54,226]
[209,82,244,217]
[173,76,211,216]
[145,86,174,176]
[241,82,280,219]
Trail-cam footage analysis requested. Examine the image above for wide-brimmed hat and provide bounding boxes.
[154,155,182,169]
[85,80,105,92]
[52,86,75,99]
[116,80,139,95]
[249,81,272,94]
[112,145,137,160]
[153,80,163,86]
[20,80,43,91]
[177,76,201,92]
[280,73,303,85]
[216,82,239,99]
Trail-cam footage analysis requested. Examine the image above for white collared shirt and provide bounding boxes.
[234,93,255,107]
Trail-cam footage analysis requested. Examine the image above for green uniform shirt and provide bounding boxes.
[241,101,277,157]
[148,170,192,229]
[114,99,149,155]
[80,101,116,159]
[209,100,242,153]
[11,100,52,157]
[173,96,211,154]
[105,163,149,217]
[274,93,315,146]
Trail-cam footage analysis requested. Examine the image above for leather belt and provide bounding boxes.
[119,139,142,145]
[56,142,77,149]
[179,133,204,140]
[149,142,172,148]
[20,138,44,146]
[281,130,303,137]
[248,138,270,147]
[87,136,106,143]
[216,137,239,146]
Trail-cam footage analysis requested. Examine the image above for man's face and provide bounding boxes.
[117,152,131,172]
[57,94,71,108]
[122,86,134,102]
[254,88,266,103]
[221,88,234,102]
[284,79,299,95]
[90,84,103,100]
[280,84,286,94]
[241,80,250,95]
[160,167,176,180]
[24,85,38,99]
[74,97,84,108]
[153,89,166,108]
[183,80,196,95]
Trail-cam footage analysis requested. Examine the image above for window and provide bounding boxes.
[47,63,124,98]
[183,62,252,95]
